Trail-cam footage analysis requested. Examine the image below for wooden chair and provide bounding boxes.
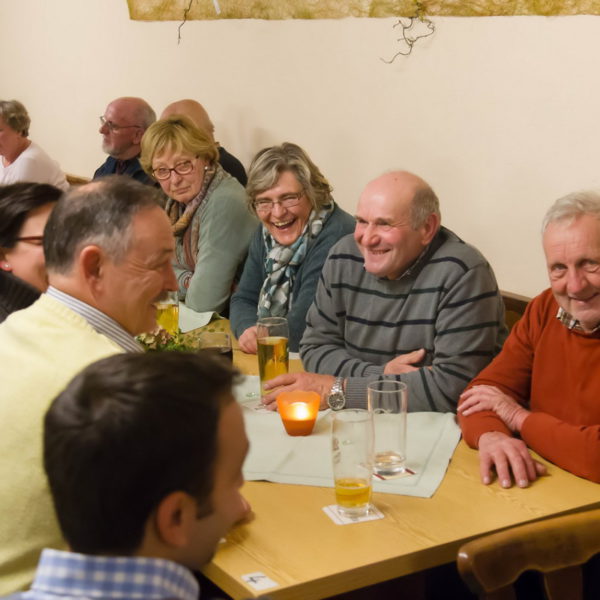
[65,173,90,186]
[501,290,530,332]
[457,508,600,600]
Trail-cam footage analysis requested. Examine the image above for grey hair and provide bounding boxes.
[410,185,441,229]
[44,176,163,275]
[0,100,31,137]
[246,142,333,213]
[542,190,600,232]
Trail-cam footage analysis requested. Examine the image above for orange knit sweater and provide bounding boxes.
[459,288,600,483]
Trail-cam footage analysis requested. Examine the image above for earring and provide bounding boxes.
[1,262,11,271]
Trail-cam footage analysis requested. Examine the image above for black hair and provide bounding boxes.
[44,351,239,554]
[0,183,62,248]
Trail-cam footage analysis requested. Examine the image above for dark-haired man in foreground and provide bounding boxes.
[13,351,249,600]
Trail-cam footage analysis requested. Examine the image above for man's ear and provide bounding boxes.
[132,128,144,145]
[154,491,195,548]
[78,245,104,287]
[420,213,441,246]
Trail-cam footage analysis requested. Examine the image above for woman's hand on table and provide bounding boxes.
[262,373,336,410]
[238,326,258,354]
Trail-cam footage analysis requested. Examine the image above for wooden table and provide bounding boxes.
[201,341,600,600]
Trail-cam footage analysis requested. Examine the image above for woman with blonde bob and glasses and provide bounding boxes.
[141,116,256,315]
[230,142,354,353]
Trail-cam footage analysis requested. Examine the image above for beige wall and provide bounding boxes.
[2,0,600,296]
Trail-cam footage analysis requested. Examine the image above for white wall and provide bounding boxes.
[2,0,600,297]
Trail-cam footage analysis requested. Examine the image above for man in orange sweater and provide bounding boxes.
[458,191,600,488]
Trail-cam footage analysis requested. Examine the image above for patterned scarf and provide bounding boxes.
[258,201,335,318]
[165,163,226,273]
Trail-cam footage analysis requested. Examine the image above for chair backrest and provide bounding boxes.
[501,290,530,332]
[66,173,91,186]
[457,508,600,600]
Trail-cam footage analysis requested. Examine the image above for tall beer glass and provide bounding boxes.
[256,317,289,398]
[367,379,408,476]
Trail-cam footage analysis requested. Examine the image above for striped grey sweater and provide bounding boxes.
[299,227,507,412]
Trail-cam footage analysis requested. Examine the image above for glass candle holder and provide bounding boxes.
[276,391,320,436]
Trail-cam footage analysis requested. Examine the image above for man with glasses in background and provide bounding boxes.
[93,97,156,186]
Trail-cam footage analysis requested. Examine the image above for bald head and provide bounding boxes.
[161,99,215,142]
[354,171,441,280]
[100,97,156,159]
[361,171,440,229]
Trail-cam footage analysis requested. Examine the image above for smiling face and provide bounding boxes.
[543,213,600,332]
[1,202,55,291]
[98,206,178,335]
[152,150,206,205]
[255,170,312,246]
[354,173,439,280]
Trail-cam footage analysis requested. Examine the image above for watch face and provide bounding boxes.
[328,392,345,411]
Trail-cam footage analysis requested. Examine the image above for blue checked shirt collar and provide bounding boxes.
[46,287,143,353]
[23,548,199,600]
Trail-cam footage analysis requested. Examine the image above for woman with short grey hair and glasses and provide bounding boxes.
[231,142,354,353]
[0,100,68,190]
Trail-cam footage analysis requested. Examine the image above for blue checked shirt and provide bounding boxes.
[12,548,199,600]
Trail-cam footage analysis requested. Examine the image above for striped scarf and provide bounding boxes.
[257,201,335,318]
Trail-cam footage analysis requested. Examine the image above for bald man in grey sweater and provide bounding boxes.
[261,171,507,413]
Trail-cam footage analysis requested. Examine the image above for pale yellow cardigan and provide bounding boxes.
[0,294,123,594]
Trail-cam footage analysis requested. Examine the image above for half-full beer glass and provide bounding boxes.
[331,409,374,517]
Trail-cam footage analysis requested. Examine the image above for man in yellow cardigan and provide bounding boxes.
[0,176,178,595]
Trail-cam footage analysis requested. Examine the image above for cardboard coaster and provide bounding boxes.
[241,572,279,591]
[323,504,385,525]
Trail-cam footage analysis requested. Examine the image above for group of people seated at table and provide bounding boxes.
[0,94,598,598]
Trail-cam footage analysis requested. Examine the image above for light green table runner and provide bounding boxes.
[235,375,461,498]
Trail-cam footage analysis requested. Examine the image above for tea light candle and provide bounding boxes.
[276,391,320,436]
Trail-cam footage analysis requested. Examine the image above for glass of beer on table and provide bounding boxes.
[331,409,374,518]
[256,317,289,398]
[154,291,179,335]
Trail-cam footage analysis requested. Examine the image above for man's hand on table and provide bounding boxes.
[238,326,258,354]
[383,348,426,374]
[477,431,547,489]
[262,373,336,410]
[459,385,530,433]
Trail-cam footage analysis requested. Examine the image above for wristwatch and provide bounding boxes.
[327,377,346,411]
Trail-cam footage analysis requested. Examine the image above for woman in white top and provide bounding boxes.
[0,100,68,191]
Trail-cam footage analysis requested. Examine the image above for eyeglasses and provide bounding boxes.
[99,115,142,133]
[152,159,196,181]
[15,235,44,246]
[253,192,304,213]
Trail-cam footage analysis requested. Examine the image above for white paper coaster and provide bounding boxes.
[322,504,385,525]
[241,572,279,591]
